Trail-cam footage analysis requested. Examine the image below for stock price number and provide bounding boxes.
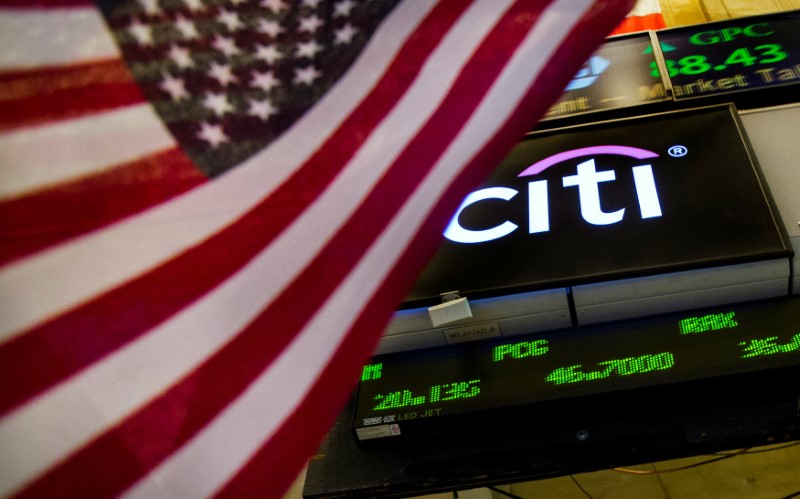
[372,379,480,411]
[739,333,800,359]
[650,44,787,78]
[650,21,790,78]
[545,352,675,385]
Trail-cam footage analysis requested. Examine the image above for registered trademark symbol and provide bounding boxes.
[668,145,688,158]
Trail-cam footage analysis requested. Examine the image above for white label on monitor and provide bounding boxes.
[444,321,501,344]
[428,297,472,327]
[356,424,401,440]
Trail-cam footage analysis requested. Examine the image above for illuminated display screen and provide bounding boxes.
[545,33,667,119]
[353,298,800,440]
[405,106,789,306]
[654,11,800,99]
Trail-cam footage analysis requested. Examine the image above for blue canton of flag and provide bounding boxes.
[98,0,400,176]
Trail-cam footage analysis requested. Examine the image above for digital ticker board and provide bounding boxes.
[353,298,800,442]
[540,10,800,122]
[654,10,800,99]
[544,33,667,120]
[405,105,789,306]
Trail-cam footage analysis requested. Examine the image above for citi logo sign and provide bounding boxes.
[444,146,665,244]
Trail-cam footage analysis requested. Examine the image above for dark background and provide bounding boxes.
[545,33,666,119]
[407,106,789,306]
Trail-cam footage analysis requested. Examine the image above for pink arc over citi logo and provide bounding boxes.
[444,146,664,244]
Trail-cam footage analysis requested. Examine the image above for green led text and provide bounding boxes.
[361,363,382,381]
[493,339,549,362]
[689,23,773,46]
[650,44,787,78]
[373,379,480,411]
[679,311,738,335]
[739,333,800,358]
[545,352,675,385]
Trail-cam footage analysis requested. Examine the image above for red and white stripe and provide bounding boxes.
[0,6,119,68]
[0,105,175,199]
[610,0,666,35]
[0,0,633,497]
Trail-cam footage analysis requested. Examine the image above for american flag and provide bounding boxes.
[0,0,633,497]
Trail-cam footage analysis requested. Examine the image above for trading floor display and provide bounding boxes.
[305,11,800,498]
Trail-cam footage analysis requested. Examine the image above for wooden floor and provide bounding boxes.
[660,0,800,27]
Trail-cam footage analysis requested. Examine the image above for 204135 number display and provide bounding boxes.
[650,44,788,78]
[372,379,480,411]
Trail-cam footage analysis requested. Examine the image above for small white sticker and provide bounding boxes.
[362,415,396,426]
[356,424,401,440]
[428,297,472,327]
[444,321,501,344]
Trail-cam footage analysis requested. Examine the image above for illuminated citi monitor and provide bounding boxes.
[377,105,791,355]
